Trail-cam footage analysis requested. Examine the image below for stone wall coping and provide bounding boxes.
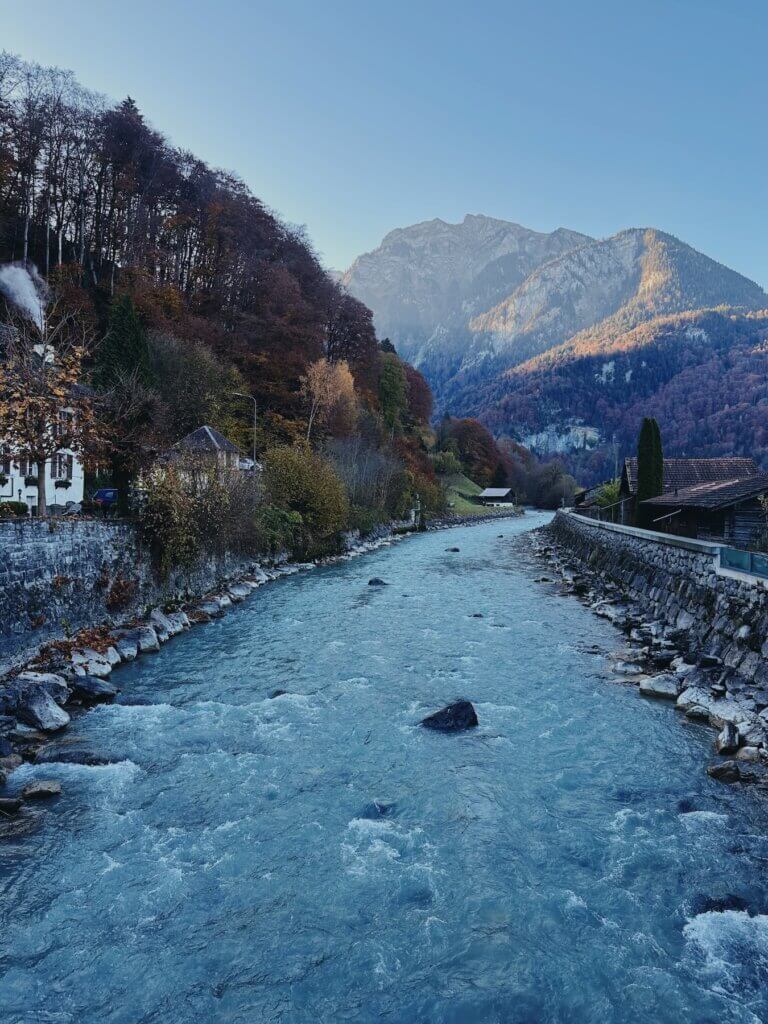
[561,510,722,554]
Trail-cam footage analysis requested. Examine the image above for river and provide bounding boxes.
[2,514,768,1023]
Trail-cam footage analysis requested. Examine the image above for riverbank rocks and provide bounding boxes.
[421,700,479,732]
[0,676,71,732]
[716,722,740,755]
[639,675,679,700]
[70,675,119,704]
[707,761,741,783]
[71,649,116,678]
[21,780,61,800]
[0,797,22,815]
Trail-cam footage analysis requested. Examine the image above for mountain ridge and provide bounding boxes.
[343,215,768,482]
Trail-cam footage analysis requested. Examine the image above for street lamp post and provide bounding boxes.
[233,392,258,469]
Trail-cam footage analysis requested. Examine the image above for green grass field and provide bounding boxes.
[441,473,515,516]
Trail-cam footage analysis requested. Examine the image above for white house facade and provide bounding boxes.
[0,447,84,512]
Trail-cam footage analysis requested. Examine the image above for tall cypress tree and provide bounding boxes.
[638,415,655,512]
[95,294,154,389]
[651,418,664,497]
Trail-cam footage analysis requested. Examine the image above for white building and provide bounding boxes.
[0,418,85,512]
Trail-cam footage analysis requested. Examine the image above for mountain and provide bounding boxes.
[342,214,591,375]
[345,219,768,482]
[478,308,768,483]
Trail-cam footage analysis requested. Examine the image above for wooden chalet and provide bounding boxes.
[478,487,515,506]
[617,457,759,524]
[639,473,768,545]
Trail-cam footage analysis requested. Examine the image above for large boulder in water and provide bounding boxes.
[421,700,478,732]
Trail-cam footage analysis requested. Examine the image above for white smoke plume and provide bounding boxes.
[0,262,49,331]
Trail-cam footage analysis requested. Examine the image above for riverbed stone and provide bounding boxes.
[0,797,22,815]
[421,700,479,732]
[21,780,61,800]
[368,578,388,587]
[228,583,252,602]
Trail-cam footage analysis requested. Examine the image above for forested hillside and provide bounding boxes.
[0,53,444,539]
[477,308,768,484]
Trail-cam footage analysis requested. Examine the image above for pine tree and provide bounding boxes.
[95,295,154,390]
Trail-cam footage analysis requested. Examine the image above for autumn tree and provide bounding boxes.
[300,357,356,441]
[0,298,101,516]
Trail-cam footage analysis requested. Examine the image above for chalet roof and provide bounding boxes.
[173,425,241,455]
[640,473,768,510]
[480,487,513,498]
[623,457,758,494]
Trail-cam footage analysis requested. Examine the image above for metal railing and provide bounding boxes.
[719,547,768,579]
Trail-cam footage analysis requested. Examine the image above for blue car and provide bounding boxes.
[92,488,118,510]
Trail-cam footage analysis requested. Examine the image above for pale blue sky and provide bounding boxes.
[5,0,768,283]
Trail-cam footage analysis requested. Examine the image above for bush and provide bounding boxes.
[264,444,349,557]
[348,504,385,535]
[0,501,28,518]
[139,468,200,579]
[252,505,304,554]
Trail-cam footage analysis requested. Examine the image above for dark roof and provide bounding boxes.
[173,425,241,455]
[640,473,768,510]
[623,457,758,494]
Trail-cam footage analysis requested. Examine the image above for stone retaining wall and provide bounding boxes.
[550,511,768,688]
[0,519,256,671]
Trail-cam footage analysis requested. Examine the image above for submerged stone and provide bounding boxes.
[368,578,388,586]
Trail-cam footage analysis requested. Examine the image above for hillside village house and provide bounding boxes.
[0,412,85,513]
[162,425,260,474]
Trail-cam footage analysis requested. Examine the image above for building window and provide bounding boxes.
[0,449,10,476]
[52,453,73,480]
[56,409,74,439]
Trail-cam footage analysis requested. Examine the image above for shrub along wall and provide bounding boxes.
[0,519,257,671]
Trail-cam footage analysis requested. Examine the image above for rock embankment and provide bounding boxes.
[533,513,768,788]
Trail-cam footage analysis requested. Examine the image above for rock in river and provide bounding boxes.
[368,578,388,587]
[421,700,479,732]
[21,780,61,800]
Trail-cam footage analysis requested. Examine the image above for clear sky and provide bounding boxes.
[4,0,768,283]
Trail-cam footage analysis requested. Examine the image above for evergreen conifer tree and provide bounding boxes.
[651,418,664,497]
[95,295,154,389]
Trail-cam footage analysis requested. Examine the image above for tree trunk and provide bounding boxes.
[36,459,47,517]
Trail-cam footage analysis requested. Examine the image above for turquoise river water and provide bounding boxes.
[2,514,768,1023]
